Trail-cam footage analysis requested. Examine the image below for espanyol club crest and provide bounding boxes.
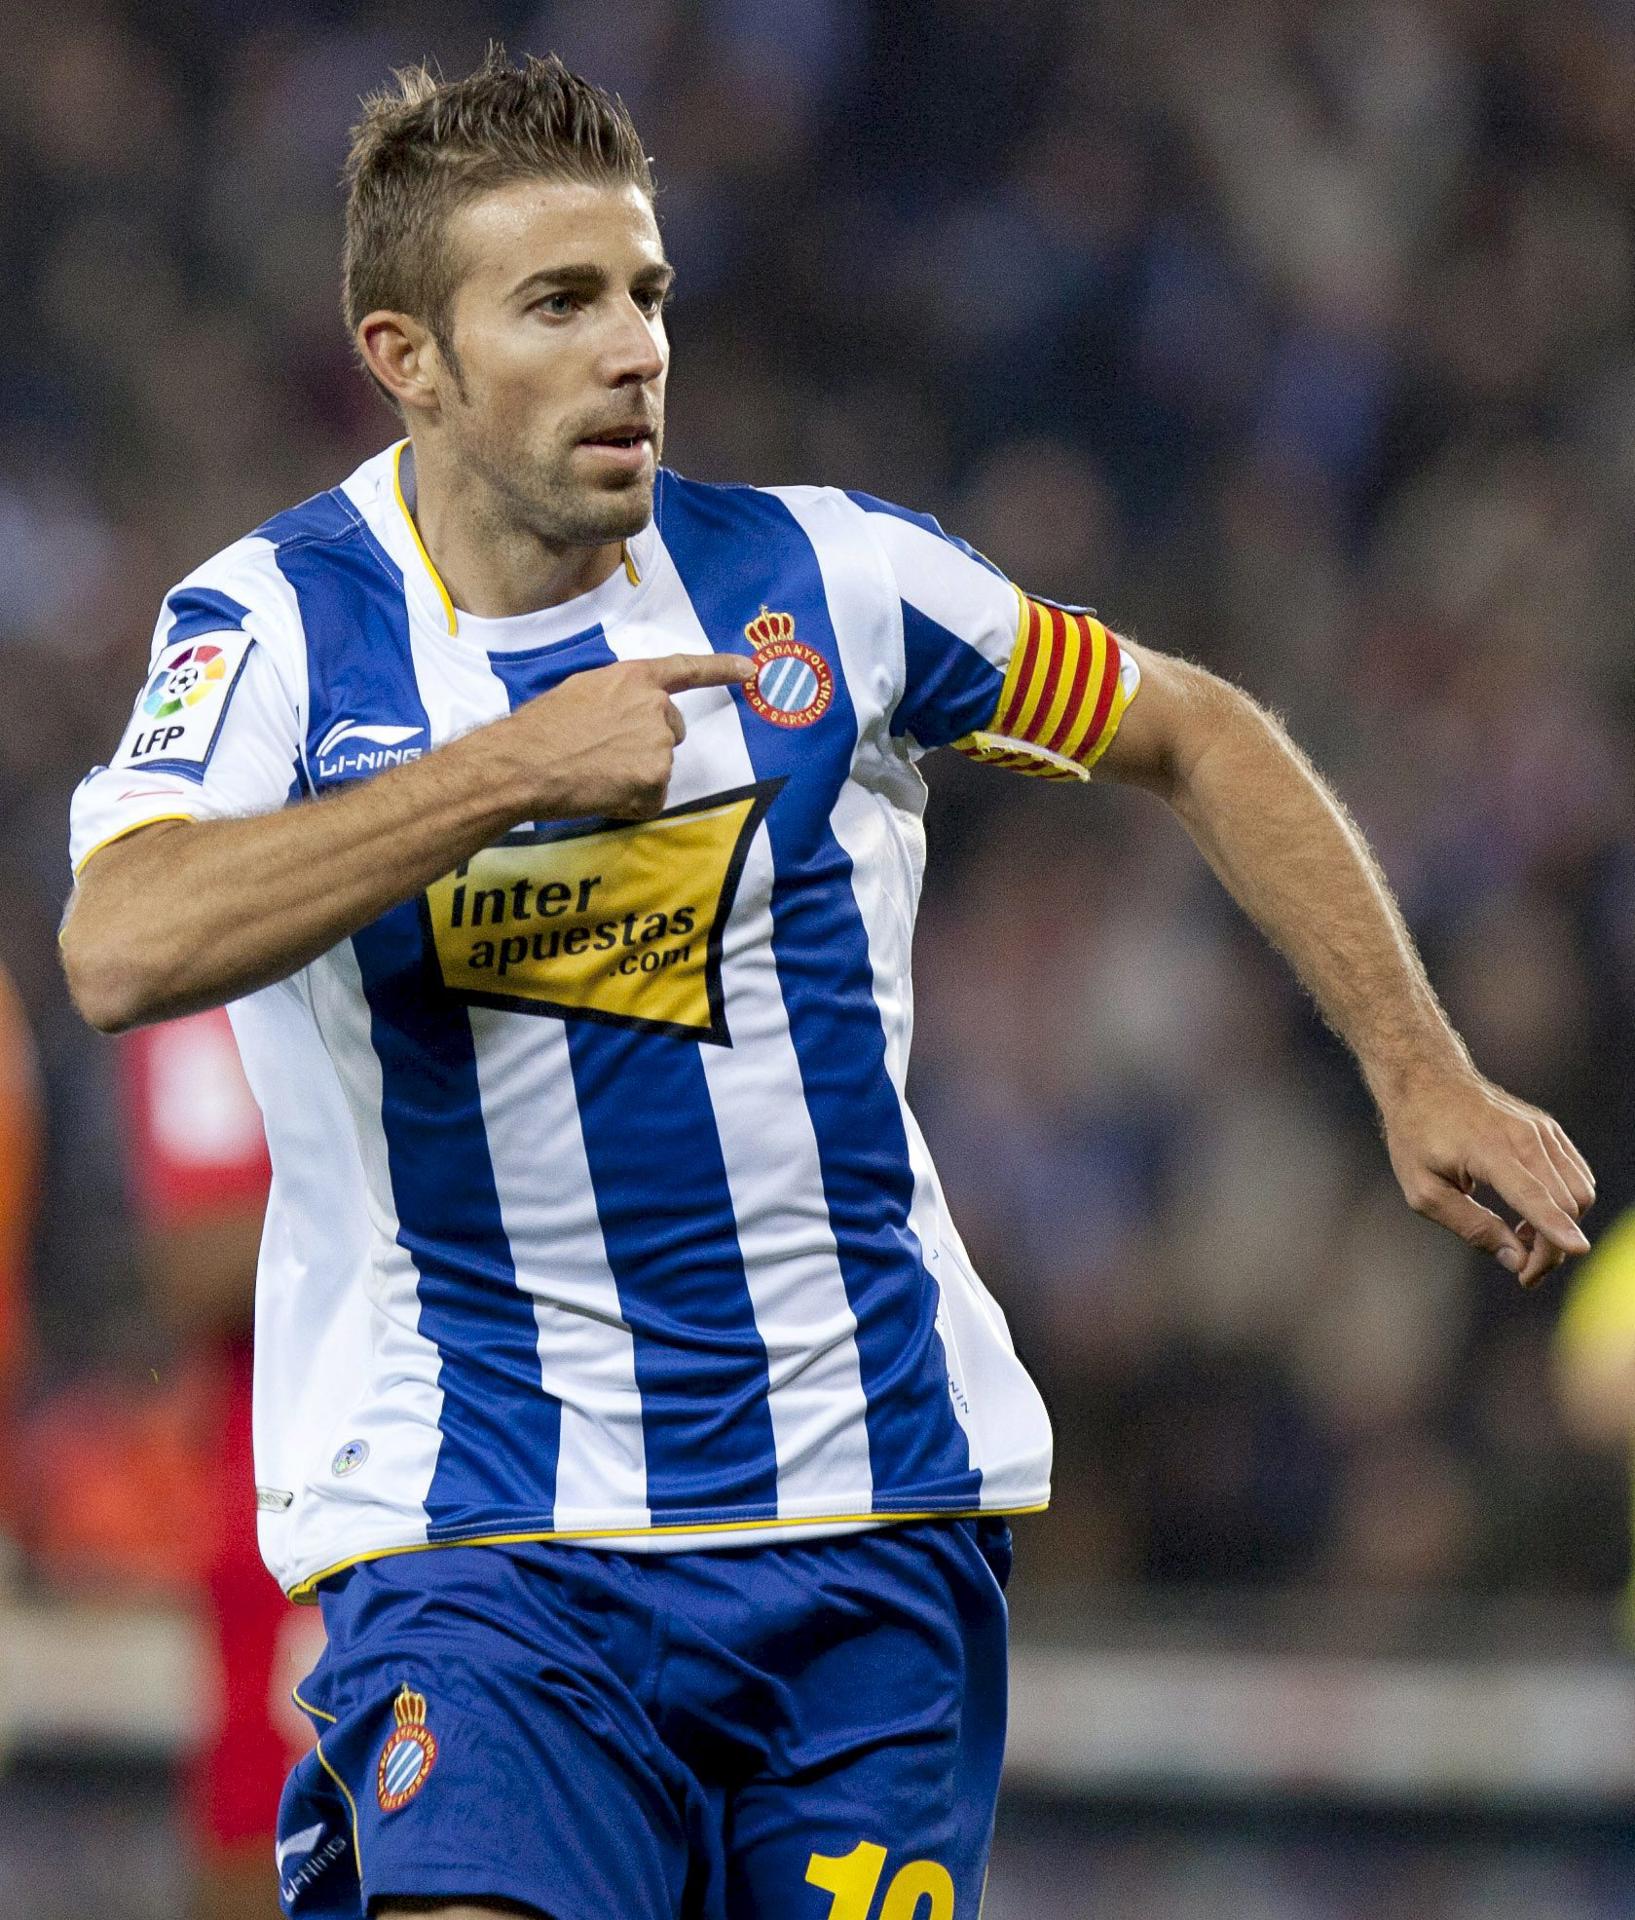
[742,607,833,729]
[376,1684,438,1812]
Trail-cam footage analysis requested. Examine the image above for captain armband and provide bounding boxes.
[953,593,1137,781]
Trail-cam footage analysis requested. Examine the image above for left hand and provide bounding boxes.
[1381,1064,1595,1287]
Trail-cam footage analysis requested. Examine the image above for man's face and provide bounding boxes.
[434,177,671,546]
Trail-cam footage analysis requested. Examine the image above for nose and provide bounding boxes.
[601,297,666,387]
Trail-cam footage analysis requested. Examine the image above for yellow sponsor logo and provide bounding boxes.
[421,781,777,1045]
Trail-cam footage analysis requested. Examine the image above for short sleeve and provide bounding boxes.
[69,584,304,877]
[849,491,1140,781]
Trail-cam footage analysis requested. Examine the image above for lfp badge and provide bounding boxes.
[742,608,833,729]
[142,643,229,719]
[376,1684,438,1812]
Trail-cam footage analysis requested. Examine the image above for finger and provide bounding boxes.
[1410,1180,1528,1270]
[1478,1154,1591,1257]
[1545,1119,1596,1210]
[1506,1119,1581,1222]
[663,697,685,746]
[1537,1125,1594,1218]
[1514,1222,1564,1290]
[646,652,757,693]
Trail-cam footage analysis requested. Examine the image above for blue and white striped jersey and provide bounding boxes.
[70,442,1137,1599]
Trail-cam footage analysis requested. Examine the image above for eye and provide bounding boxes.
[634,285,670,315]
[532,292,578,318]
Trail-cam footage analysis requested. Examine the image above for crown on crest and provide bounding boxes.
[744,606,795,651]
[393,1685,428,1727]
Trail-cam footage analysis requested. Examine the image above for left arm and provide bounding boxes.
[1096,639,1594,1286]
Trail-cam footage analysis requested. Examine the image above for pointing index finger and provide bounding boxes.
[646,652,757,694]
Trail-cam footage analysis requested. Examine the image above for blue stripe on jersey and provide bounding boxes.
[488,635,781,1522]
[845,491,1010,582]
[892,600,1006,747]
[260,490,426,782]
[567,1021,780,1517]
[270,496,563,1536]
[163,586,251,645]
[255,487,358,554]
[658,473,981,1509]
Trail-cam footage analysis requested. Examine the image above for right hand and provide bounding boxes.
[500,652,755,821]
[1382,1062,1594,1288]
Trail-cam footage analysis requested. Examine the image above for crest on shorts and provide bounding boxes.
[376,1684,438,1812]
[742,607,833,729]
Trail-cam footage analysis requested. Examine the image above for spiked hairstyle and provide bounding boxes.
[341,47,654,398]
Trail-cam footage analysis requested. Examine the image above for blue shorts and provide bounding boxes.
[276,1519,1012,1919]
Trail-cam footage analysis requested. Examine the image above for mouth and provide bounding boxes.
[574,425,656,477]
[577,425,654,453]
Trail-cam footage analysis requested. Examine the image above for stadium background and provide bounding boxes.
[5,0,1635,1914]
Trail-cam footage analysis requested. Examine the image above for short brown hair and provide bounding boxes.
[342,47,654,396]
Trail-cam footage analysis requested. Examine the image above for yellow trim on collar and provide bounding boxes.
[286,1503,1047,1602]
[393,443,641,625]
[392,441,458,638]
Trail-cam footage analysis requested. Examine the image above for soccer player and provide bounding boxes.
[61,50,1593,1920]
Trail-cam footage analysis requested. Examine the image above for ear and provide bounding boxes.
[356,310,445,415]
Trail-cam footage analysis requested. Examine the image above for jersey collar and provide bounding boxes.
[384,439,657,650]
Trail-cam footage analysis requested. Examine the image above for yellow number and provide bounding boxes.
[881,1859,956,1920]
[806,1840,889,1920]
[805,1843,956,1920]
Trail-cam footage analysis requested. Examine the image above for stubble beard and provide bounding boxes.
[468,412,662,553]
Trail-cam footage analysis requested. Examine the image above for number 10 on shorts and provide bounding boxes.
[806,1839,957,1919]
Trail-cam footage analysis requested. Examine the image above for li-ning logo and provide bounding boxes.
[742,608,833,729]
[315,719,425,781]
[276,1823,349,1902]
[377,1684,439,1812]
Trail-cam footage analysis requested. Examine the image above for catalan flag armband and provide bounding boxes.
[953,592,1135,781]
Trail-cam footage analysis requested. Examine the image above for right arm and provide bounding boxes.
[61,651,752,1033]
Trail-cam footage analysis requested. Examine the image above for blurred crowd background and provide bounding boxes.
[6,0,1635,1913]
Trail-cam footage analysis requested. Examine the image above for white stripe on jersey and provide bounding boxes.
[467,1007,652,1529]
[603,556,876,1515]
[298,937,445,1564]
[207,537,313,760]
[778,485,1052,1500]
[389,620,657,1532]
[774,488,981,1451]
[231,974,377,1559]
[854,506,1020,672]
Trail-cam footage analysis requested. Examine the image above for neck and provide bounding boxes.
[403,437,627,620]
